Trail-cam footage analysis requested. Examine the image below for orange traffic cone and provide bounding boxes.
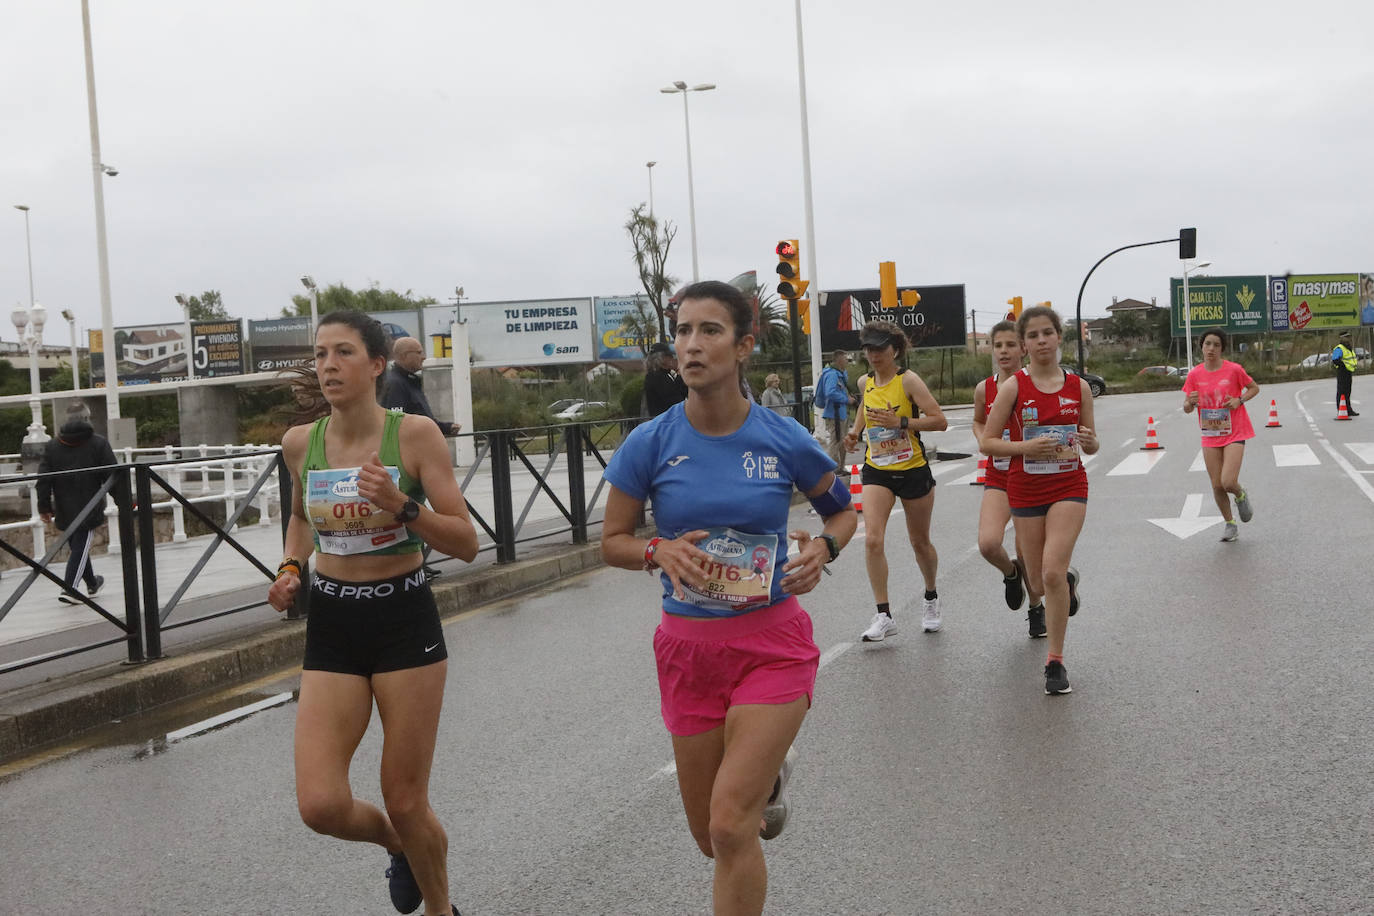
[1265,399,1282,428]
[1336,396,1352,420]
[849,464,863,512]
[969,456,988,485]
[1140,416,1164,450]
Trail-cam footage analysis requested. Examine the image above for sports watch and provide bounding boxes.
[395,498,421,523]
[819,533,840,562]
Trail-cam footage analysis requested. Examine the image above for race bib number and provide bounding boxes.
[1022,425,1079,474]
[680,527,779,611]
[866,425,915,467]
[993,429,1011,471]
[306,466,410,555]
[1198,407,1232,438]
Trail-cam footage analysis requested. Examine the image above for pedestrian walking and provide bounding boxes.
[601,280,857,916]
[642,341,689,417]
[1182,328,1259,542]
[841,319,948,641]
[380,336,461,436]
[981,306,1098,695]
[760,374,790,415]
[1332,330,1359,416]
[972,321,1045,637]
[268,311,478,916]
[36,404,121,604]
[815,350,855,472]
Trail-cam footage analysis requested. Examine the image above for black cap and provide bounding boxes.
[859,326,900,348]
[648,341,674,356]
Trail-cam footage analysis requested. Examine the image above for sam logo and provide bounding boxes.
[702,535,746,558]
[330,475,361,498]
[542,343,582,356]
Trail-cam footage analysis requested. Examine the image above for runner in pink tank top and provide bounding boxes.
[1182,327,1260,542]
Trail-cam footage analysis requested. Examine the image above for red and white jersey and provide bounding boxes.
[982,375,1011,489]
[1007,367,1089,508]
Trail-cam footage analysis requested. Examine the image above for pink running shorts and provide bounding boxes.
[653,596,820,737]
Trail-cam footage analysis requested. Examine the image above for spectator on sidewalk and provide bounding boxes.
[816,350,856,472]
[642,342,688,417]
[380,336,461,435]
[761,373,790,415]
[36,404,120,605]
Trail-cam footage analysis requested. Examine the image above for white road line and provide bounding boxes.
[165,692,293,743]
[1344,443,1374,465]
[1189,450,1206,472]
[931,461,971,478]
[1106,450,1168,476]
[1295,386,1374,504]
[1272,443,1320,467]
[1119,438,1136,449]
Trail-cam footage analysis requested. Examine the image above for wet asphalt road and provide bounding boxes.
[2,382,1372,915]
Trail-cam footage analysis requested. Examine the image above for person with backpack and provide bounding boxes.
[816,350,854,472]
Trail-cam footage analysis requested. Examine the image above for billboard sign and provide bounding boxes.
[422,298,593,367]
[1169,275,1268,336]
[248,316,313,371]
[190,319,246,377]
[1276,274,1360,331]
[817,285,966,352]
[90,322,192,386]
[593,296,654,360]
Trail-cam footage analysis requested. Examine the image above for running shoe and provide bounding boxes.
[1003,558,1026,610]
[1220,522,1238,542]
[922,596,942,632]
[57,592,79,606]
[860,612,897,642]
[1027,603,1046,639]
[88,574,105,596]
[1044,660,1071,695]
[386,852,422,914]
[1066,567,1080,617]
[1235,490,1254,523]
[760,746,798,840]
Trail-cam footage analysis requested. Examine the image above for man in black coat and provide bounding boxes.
[642,342,688,417]
[36,406,120,604]
[379,336,459,435]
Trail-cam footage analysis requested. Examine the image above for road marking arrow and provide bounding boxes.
[1148,493,1224,539]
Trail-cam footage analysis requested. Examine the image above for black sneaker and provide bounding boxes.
[1027,604,1046,639]
[88,574,105,597]
[1044,660,1071,695]
[57,592,80,606]
[386,852,422,914]
[1066,567,1080,617]
[1003,558,1026,610]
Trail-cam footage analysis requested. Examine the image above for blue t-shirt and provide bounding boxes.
[604,401,836,618]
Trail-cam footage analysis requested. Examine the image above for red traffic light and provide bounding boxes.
[775,240,798,258]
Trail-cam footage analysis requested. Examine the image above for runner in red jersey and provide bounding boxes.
[973,321,1045,638]
[981,306,1098,695]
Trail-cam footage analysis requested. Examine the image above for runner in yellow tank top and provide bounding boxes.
[842,319,947,642]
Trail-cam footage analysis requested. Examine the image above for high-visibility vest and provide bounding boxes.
[1333,344,1357,372]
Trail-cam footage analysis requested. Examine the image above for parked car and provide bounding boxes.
[546,398,583,414]
[1063,365,1107,397]
[1137,365,1182,378]
[554,401,608,420]
[1301,347,1370,369]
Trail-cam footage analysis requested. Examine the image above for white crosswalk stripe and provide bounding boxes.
[1344,443,1374,465]
[1273,443,1320,467]
[1189,450,1206,472]
[1106,450,1168,476]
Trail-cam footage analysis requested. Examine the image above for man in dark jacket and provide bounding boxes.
[37,406,119,604]
[379,336,460,435]
[642,342,688,417]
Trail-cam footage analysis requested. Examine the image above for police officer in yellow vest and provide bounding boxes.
[1332,331,1359,416]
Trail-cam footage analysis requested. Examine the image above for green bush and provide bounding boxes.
[620,376,644,417]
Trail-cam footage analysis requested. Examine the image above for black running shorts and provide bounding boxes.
[860,462,936,501]
[303,568,446,676]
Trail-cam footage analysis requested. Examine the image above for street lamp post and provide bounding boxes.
[82,0,121,420]
[61,309,80,390]
[300,276,319,330]
[1182,260,1212,369]
[13,205,35,309]
[174,294,195,381]
[659,81,715,283]
[11,303,50,446]
[646,161,656,218]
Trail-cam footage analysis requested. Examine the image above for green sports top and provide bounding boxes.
[302,408,426,555]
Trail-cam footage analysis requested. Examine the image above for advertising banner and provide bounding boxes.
[422,299,593,367]
[191,319,245,377]
[89,322,192,386]
[594,296,654,360]
[817,285,966,352]
[248,316,313,371]
[1361,274,1374,326]
[1269,276,1290,331]
[1168,276,1268,336]
[1277,274,1360,331]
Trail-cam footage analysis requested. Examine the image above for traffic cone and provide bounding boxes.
[849,464,863,512]
[1265,399,1282,428]
[969,456,988,485]
[1336,396,1352,421]
[1140,416,1164,450]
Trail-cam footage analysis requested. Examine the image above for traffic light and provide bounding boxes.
[1005,296,1023,322]
[776,240,809,300]
[1179,227,1197,260]
[796,298,811,334]
[879,261,898,309]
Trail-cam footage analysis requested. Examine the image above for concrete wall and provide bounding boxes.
[178,386,240,448]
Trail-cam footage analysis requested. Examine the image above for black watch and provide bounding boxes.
[395,498,421,523]
[818,533,840,562]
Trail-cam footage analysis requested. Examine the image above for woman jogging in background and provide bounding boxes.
[841,319,948,641]
[267,311,479,916]
[1182,327,1259,542]
[601,280,857,916]
[972,320,1045,637]
[982,306,1098,695]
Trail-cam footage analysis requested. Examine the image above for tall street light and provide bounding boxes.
[61,309,80,390]
[659,81,715,283]
[790,0,824,396]
[82,0,121,420]
[1182,259,1212,369]
[174,294,195,381]
[13,205,35,310]
[646,160,657,218]
[11,303,50,447]
[300,275,319,331]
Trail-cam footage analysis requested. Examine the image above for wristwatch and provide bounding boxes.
[818,533,840,562]
[395,498,421,523]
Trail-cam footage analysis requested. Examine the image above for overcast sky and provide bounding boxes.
[2,0,1371,345]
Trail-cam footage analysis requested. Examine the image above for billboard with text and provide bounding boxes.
[817,285,966,352]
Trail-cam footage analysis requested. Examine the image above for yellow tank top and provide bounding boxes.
[863,370,927,471]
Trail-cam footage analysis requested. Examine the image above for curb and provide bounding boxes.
[0,541,608,765]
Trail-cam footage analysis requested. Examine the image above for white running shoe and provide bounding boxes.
[1220,522,1239,542]
[860,612,897,642]
[922,596,942,632]
[760,746,798,840]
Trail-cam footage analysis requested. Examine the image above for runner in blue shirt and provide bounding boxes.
[603,280,857,916]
